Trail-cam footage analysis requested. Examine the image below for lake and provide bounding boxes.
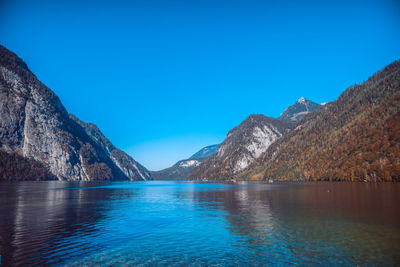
[0,181,399,266]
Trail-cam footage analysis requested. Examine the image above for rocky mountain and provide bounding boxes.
[151,144,219,180]
[0,45,151,181]
[69,114,151,181]
[278,97,321,123]
[240,60,400,182]
[188,115,292,180]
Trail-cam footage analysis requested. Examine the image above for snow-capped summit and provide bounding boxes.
[297,97,307,104]
[278,97,321,123]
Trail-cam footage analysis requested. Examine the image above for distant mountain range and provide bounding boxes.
[0,45,151,181]
[151,144,218,180]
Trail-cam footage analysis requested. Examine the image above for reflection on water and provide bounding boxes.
[0,181,399,265]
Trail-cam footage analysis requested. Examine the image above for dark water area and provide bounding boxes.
[0,181,399,266]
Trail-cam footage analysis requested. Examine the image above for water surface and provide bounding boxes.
[0,181,399,266]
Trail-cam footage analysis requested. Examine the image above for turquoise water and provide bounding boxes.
[0,181,399,266]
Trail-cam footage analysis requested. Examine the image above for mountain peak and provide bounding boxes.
[278,98,321,123]
[297,97,307,103]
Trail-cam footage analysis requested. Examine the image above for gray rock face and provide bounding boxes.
[188,115,292,180]
[0,45,150,181]
[70,114,151,180]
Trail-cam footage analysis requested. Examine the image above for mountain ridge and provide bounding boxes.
[151,144,219,180]
[190,144,219,159]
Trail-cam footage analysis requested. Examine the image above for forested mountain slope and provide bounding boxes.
[240,61,400,182]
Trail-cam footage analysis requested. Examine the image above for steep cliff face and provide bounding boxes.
[151,144,219,180]
[188,115,292,180]
[69,114,151,180]
[0,45,150,181]
[240,61,400,182]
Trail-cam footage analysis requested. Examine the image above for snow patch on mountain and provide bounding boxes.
[298,97,307,104]
[151,144,218,180]
[179,160,200,168]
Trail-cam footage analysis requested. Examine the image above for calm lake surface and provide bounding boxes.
[0,181,399,266]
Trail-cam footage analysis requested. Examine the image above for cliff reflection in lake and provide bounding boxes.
[0,181,399,265]
[0,182,135,266]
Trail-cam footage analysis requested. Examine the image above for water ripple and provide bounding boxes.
[0,181,399,266]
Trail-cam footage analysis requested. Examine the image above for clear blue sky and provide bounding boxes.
[1,0,399,170]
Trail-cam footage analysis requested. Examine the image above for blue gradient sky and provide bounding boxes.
[1,0,399,170]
